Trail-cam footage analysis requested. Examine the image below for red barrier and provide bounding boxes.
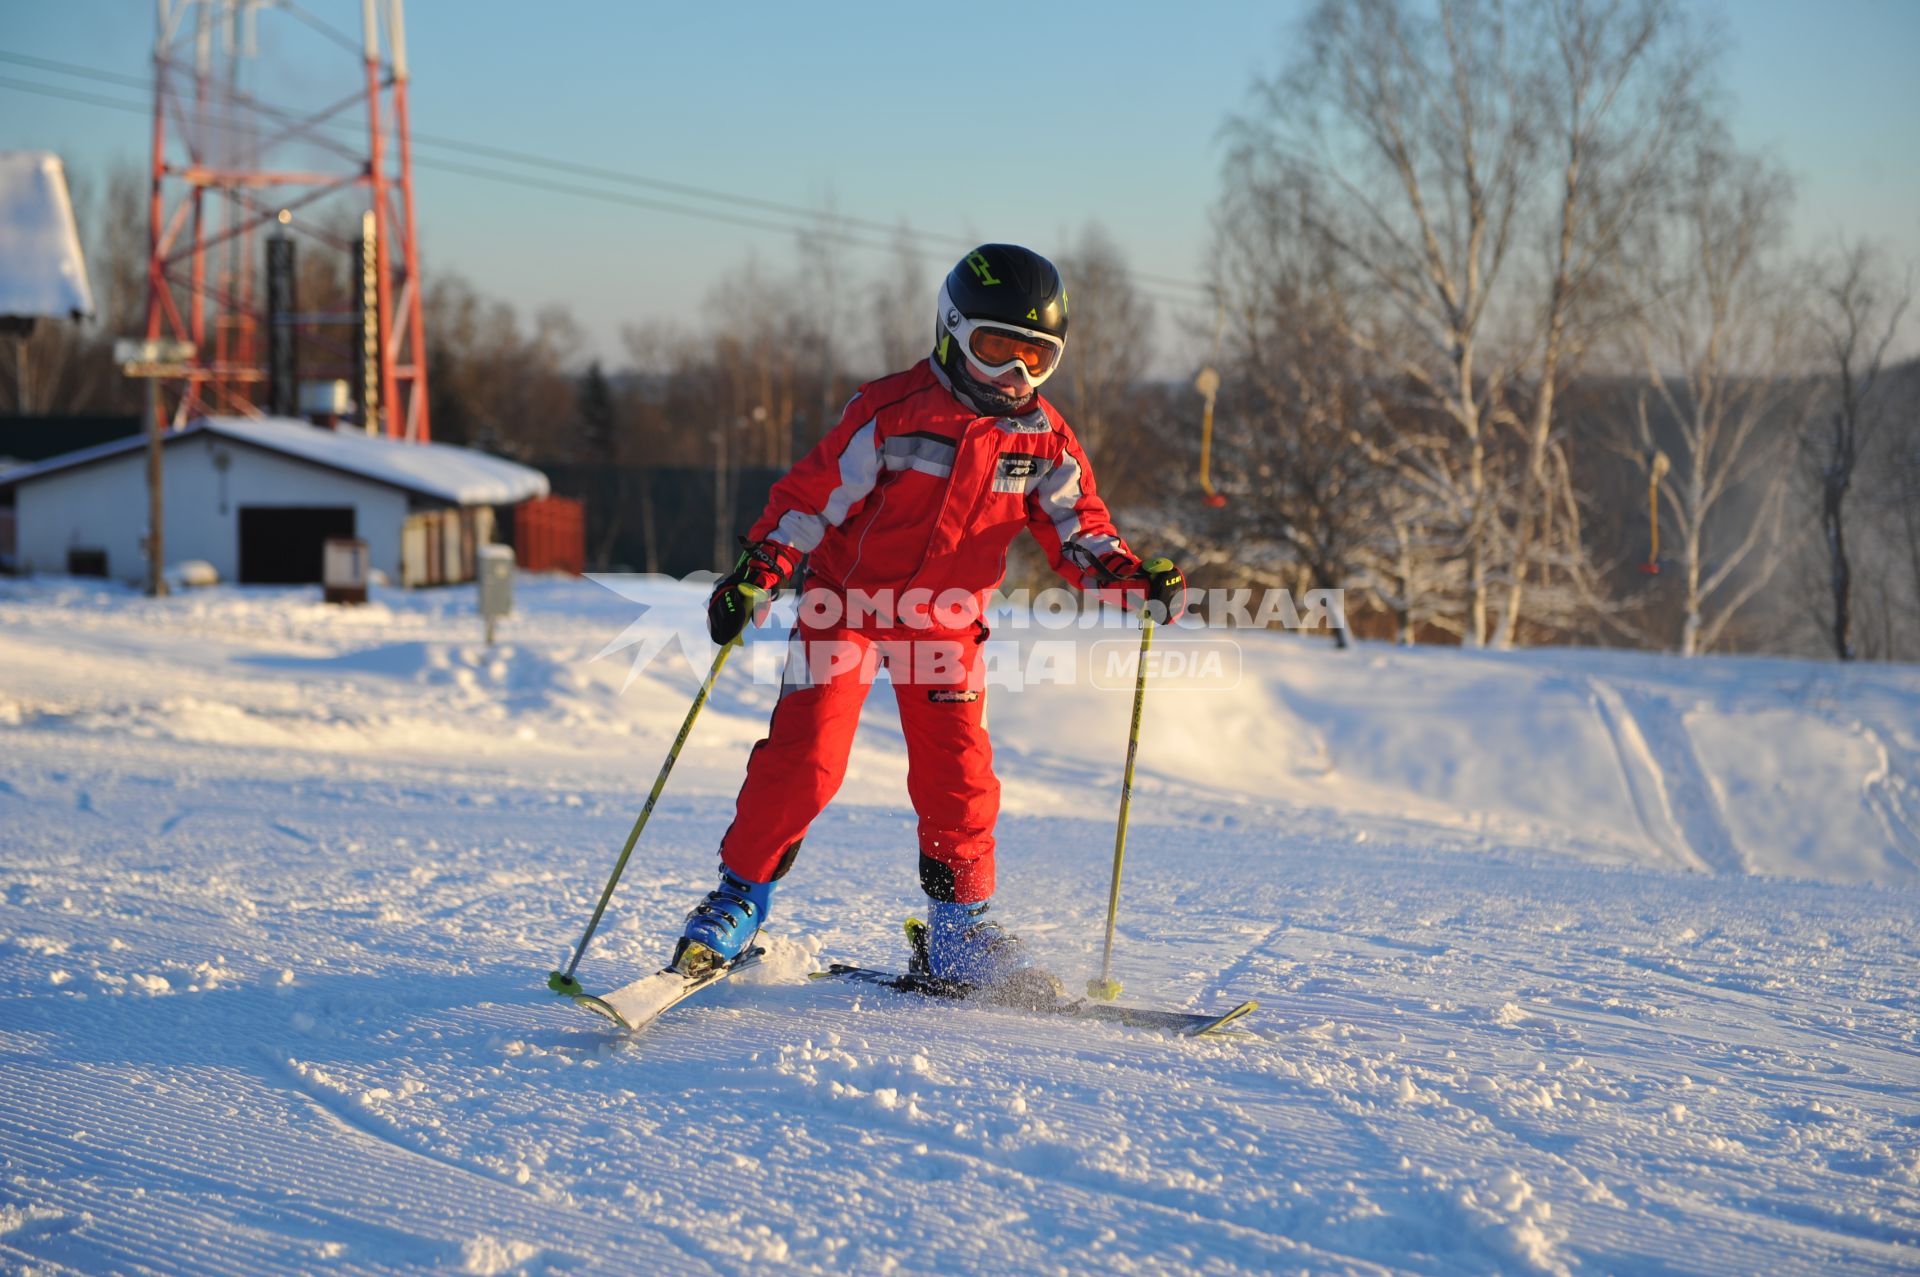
[515,495,585,575]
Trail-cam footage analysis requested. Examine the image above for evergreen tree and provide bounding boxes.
[578,360,617,462]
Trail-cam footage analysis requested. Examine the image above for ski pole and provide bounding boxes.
[1088,613,1154,1001]
[548,612,752,995]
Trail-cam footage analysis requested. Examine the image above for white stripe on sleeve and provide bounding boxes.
[1029,447,1088,547]
[769,418,880,552]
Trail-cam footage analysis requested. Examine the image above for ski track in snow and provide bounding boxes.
[1,577,1918,1275]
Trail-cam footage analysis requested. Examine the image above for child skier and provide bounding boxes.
[674,243,1185,999]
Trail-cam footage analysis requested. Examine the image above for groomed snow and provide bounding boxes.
[0,575,1915,1275]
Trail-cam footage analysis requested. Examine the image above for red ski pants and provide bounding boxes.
[718,617,999,902]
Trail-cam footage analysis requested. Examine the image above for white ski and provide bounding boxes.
[565,947,765,1033]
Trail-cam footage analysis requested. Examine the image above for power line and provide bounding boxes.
[4,50,943,250]
[0,70,1185,308]
[0,50,146,90]
[0,48,1217,305]
[0,73,942,260]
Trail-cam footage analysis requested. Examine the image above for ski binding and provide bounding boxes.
[812,918,1257,1038]
[552,945,766,1034]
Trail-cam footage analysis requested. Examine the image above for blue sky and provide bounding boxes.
[4,0,1917,368]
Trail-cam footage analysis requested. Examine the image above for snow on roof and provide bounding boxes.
[0,428,154,486]
[0,415,550,506]
[201,416,550,505]
[0,151,94,321]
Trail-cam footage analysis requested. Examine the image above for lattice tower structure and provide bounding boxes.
[144,0,429,439]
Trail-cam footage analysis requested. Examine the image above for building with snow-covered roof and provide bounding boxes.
[0,415,548,587]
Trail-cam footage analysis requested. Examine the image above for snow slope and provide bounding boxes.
[0,575,1916,1275]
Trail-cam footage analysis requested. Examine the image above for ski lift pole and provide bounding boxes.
[1195,366,1227,508]
[1641,451,1670,575]
[1196,305,1229,508]
[547,599,757,994]
[1088,613,1155,1001]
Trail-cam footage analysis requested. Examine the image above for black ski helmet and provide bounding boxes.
[934,244,1069,414]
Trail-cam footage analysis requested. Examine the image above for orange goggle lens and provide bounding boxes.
[968,327,1060,377]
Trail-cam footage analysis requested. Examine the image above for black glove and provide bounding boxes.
[1135,556,1187,622]
[1090,550,1186,623]
[707,540,799,645]
[1082,545,1182,626]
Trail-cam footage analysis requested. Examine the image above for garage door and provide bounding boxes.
[238,506,355,584]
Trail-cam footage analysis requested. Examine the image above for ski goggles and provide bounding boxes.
[940,287,1065,387]
[965,323,1063,380]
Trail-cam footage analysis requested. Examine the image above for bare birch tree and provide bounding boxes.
[1207,176,1415,643]
[1625,135,1809,655]
[1224,0,1708,645]
[1491,0,1709,644]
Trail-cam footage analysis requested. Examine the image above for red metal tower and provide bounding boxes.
[143,0,430,440]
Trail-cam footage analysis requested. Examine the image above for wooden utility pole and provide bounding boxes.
[116,338,195,597]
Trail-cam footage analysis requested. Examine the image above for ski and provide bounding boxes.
[810,962,1259,1038]
[562,946,766,1034]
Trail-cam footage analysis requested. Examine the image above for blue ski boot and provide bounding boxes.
[672,867,774,975]
[914,898,1064,1008]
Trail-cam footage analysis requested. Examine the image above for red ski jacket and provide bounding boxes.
[748,359,1131,615]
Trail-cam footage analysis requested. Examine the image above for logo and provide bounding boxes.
[946,307,961,329]
[965,252,1001,286]
[1026,307,1040,321]
[927,688,981,703]
[998,454,1042,479]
